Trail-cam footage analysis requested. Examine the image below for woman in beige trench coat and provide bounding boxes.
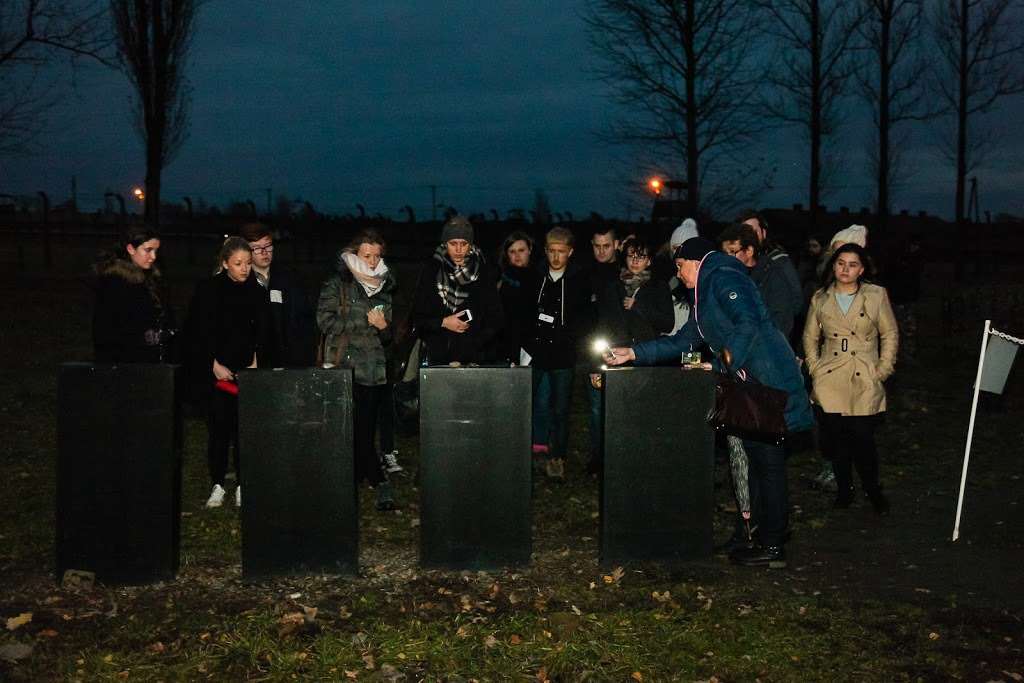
[803,243,898,514]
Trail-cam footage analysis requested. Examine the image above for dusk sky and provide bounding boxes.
[4,1,1023,223]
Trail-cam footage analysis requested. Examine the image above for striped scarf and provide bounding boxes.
[434,244,482,311]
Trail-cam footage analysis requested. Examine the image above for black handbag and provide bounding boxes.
[706,348,788,440]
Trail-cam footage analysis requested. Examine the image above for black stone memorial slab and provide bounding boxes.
[419,367,532,569]
[600,367,716,565]
[56,363,182,585]
[238,369,356,579]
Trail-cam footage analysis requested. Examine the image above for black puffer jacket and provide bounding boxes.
[92,257,172,363]
[317,254,396,386]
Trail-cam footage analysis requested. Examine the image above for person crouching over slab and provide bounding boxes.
[606,237,814,568]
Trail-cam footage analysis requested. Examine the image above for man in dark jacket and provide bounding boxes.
[526,226,590,480]
[240,223,315,367]
[607,238,813,568]
[583,226,621,470]
[718,222,802,338]
[737,212,802,342]
[411,216,504,365]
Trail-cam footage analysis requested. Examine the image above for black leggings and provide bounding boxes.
[353,383,390,486]
[819,412,882,494]
[207,390,240,487]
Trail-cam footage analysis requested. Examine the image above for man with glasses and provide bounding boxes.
[239,222,315,367]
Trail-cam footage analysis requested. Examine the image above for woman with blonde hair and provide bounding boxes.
[185,237,274,509]
[803,242,897,514]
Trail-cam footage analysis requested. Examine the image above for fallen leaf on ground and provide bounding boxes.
[362,653,376,670]
[928,632,940,640]
[61,570,95,592]
[38,629,58,638]
[0,642,33,662]
[483,635,498,648]
[632,672,643,682]
[510,634,522,645]
[6,612,32,630]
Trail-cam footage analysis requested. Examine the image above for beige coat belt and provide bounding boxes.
[820,336,876,354]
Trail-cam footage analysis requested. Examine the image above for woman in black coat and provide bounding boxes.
[92,227,174,363]
[497,230,541,365]
[411,216,503,365]
[593,236,674,348]
[184,237,274,509]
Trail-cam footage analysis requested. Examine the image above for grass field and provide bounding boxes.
[1,260,1022,682]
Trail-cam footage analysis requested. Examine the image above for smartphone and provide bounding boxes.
[457,309,473,322]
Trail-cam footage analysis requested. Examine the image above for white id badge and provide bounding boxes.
[270,289,283,303]
[538,313,555,324]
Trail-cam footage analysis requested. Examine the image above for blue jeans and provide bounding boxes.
[533,368,574,459]
[532,372,550,445]
[741,438,788,546]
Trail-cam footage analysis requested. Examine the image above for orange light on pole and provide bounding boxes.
[648,178,662,195]
[132,186,145,201]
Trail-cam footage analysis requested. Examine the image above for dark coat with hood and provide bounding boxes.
[92,256,173,363]
[316,253,396,386]
[749,246,803,338]
[632,251,814,433]
[412,253,504,365]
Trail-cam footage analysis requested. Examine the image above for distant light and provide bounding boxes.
[132,187,145,201]
[648,178,662,195]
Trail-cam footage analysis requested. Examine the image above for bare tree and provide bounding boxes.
[111,0,196,226]
[856,0,937,228]
[932,0,1024,227]
[0,1,112,155]
[584,0,768,217]
[753,0,865,225]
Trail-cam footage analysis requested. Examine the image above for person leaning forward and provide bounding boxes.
[411,215,504,365]
[606,237,814,569]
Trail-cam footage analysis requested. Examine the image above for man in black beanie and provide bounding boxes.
[606,237,813,568]
[412,215,503,365]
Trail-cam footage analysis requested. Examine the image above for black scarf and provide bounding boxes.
[434,244,482,311]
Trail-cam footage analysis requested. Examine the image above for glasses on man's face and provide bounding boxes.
[251,243,274,254]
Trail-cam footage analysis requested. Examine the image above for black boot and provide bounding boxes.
[866,488,890,515]
[730,544,786,568]
[834,486,855,509]
[715,519,756,555]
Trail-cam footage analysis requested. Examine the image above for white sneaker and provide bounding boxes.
[205,484,226,508]
[235,485,241,507]
[382,450,403,474]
